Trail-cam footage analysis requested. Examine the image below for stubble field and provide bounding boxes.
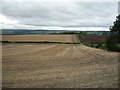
[2,35,119,88]
[2,35,77,43]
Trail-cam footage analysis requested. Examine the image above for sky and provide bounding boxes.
[0,0,119,31]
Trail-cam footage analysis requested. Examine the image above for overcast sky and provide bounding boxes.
[0,0,119,31]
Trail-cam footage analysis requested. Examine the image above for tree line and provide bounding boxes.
[106,15,120,52]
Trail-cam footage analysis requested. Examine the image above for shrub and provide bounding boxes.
[106,34,119,51]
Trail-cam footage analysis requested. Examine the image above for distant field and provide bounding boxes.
[1,35,77,43]
[78,34,109,43]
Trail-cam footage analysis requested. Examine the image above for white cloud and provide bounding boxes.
[0,14,19,24]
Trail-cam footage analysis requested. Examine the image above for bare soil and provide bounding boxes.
[79,34,109,43]
[2,43,118,88]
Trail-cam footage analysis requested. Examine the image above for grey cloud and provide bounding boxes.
[2,1,118,28]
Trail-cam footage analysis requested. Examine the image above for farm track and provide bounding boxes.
[2,43,119,88]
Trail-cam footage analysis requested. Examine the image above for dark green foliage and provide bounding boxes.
[1,41,81,44]
[60,32,78,34]
[78,32,87,34]
[95,43,102,48]
[106,34,119,51]
[110,15,120,34]
[106,15,120,52]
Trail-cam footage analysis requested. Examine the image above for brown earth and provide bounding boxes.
[79,34,109,43]
[2,43,118,88]
[2,35,77,43]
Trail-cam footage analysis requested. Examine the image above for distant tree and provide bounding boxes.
[79,32,87,34]
[106,15,120,51]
